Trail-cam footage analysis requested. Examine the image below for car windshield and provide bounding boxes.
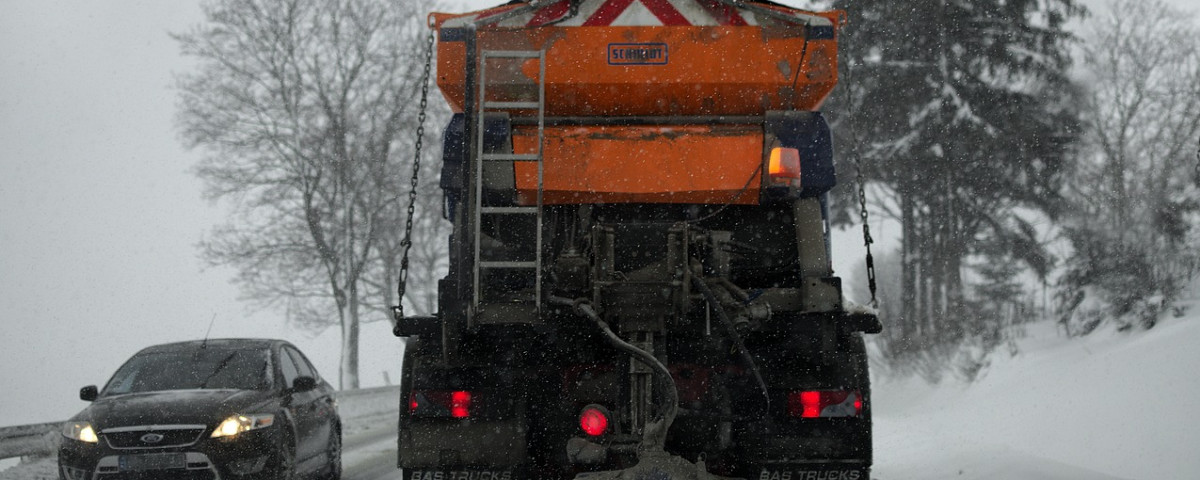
[102,347,271,395]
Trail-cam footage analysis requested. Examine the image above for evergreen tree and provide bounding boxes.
[829,0,1082,373]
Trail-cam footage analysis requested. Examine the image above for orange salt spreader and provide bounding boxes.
[429,0,845,205]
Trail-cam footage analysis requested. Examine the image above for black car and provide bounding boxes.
[58,339,341,480]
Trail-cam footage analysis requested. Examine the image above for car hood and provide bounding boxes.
[76,389,275,429]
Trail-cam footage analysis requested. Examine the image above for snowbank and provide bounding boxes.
[0,456,55,480]
[873,316,1200,480]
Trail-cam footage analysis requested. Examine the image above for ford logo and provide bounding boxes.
[140,433,165,444]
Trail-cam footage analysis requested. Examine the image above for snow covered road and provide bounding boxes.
[0,412,404,480]
[341,411,401,480]
[0,388,407,480]
[5,316,1198,479]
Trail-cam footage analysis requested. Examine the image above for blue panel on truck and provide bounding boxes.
[766,111,836,197]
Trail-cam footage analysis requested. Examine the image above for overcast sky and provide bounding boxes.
[1,0,1192,428]
[0,0,407,427]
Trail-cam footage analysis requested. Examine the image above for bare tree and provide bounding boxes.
[1059,0,1200,333]
[367,131,451,318]
[175,0,439,389]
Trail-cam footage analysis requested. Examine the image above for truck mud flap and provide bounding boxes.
[399,420,526,468]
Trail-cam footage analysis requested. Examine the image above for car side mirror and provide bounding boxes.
[80,385,98,402]
[291,376,318,393]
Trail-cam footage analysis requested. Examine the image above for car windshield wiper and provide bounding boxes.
[198,352,239,389]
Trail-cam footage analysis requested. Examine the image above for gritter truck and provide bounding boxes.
[392,1,882,479]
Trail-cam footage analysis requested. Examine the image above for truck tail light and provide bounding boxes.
[409,390,473,418]
[787,390,863,418]
[768,147,802,186]
[579,404,610,436]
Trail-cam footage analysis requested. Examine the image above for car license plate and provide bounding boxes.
[118,453,186,471]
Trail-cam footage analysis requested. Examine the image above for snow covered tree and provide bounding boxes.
[174,0,442,389]
[830,0,1082,373]
[1058,0,1200,334]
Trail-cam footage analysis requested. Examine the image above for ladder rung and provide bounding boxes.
[480,261,538,269]
[483,50,542,59]
[481,153,541,161]
[481,206,538,214]
[484,101,540,110]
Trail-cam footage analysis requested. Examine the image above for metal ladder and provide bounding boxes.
[472,49,545,319]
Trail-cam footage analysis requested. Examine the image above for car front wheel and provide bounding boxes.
[273,431,296,480]
[320,428,342,480]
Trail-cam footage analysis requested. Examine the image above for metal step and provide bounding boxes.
[483,101,540,110]
[479,261,538,269]
[474,302,540,325]
[481,153,541,161]
[482,50,542,59]
[480,206,538,214]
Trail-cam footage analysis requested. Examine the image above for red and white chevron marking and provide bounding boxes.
[443,0,832,28]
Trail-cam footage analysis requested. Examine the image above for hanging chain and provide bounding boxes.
[841,27,878,310]
[855,156,878,309]
[394,29,436,322]
[1194,137,1200,186]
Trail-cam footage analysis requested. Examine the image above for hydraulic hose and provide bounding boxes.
[549,296,678,452]
[691,276,771,418]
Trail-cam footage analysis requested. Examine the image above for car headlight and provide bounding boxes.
[211,414,275,438]
[62,422,99,443]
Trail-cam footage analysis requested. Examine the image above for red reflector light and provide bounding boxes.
[409,390,473,418]
[768,147,802,186]
[799,391,821,418]
[788,390,863,418]
[579,404,610,436]
[451,391,471,418]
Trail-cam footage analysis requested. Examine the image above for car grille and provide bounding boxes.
[102,426,206,449]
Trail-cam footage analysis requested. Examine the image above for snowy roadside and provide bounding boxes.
[0,456,54,480]
[872,315,1200,480]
